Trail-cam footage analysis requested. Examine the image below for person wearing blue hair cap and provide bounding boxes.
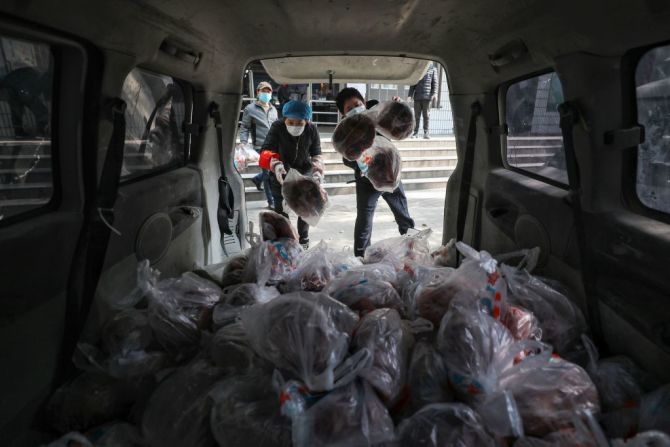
[260,100,324,249]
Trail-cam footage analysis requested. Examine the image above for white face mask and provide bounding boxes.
[346,105,366,118]
[286,124,305,136]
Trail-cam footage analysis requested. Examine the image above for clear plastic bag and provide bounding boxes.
[240,292,359,392]
[138,261,222,360]
[259,210,299,241]
[436,295,519,401]
[89,422,145,447]
[292,379,395,447]
[358,136,402,192]
[244,238,303,286]
[46,372,149,433]
[209,323,268,372]
[281,169,329,226]
[397,403,495,447]
[284,241,338,292]
[352,308,413,403]
[371,100,415,140]
[502,263,586,355]
[74,342,170,379]
[326,270,404,316]
[101,309,153,357]
[363,228,433,274]
[498,354,601,437]
[212,283,280,329]
[234,143,260,171]
[502,305,543,341]
[407,340,454,411]
[142,359,225,447]
[431,238,458,267]
[210,372,292,447]
[332,112,377,161]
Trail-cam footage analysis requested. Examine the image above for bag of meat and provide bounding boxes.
[281,169,329,226]
[357,136,402,192]
[397,403,495,447]
[639,384,670,436]
[326,268,404,316]
[407,340,454,411]
[138,261,221,361]
[212,283,280,329]
[332,112,377,161]
[436,295,520,402]
[501,263,587,355]
[371,100,415,140]
[234,143,260,171]
[283,241,334,292]
[244,238,303,286]
[498,354,601,437]
[352,308,413,403]
[502,305,543,341]
[363,228,433,280]
[142,359,225,447]
[259,210,299,241]
[414,242,508,326]
[292,379,395,447]
[240,292,359,392]
[210,372,292,447]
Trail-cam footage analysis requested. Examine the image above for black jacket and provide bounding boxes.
[408,65,437,101]
[261,121,321,174]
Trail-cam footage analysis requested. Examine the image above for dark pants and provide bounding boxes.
[413,99,431,134]
[253,169,273,205]
[354,178,415,257]
[269,174,309,243]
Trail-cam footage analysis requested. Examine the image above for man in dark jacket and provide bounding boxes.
[335,87,415,257]
[261,100,324,248]
[408,63,437,139]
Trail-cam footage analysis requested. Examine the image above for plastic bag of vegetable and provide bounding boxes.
[281,169,329,226]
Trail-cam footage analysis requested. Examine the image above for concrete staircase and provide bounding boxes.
[242,137,458,202]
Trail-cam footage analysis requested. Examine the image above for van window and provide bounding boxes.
[505,72,567,185]
[635,44,670,214]
[0,35,54,222]
[120,68,188,180]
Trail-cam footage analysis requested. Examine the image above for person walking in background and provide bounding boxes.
[238,81,278,208]
[408,63,437,139]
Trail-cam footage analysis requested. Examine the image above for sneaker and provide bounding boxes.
[299,239,310,250]
[411,132,419,139]
[265,204,274,210]
[251,177,263,191]
[423,133,430,139]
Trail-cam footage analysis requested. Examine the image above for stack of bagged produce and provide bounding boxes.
[43,212,670,447]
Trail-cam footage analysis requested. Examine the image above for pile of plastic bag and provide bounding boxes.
[43,219,670,447]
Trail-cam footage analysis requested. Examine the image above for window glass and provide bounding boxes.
[635,44,670,214]
[0,35,53,222]
[505,72,567,185]
[120,68,187,179]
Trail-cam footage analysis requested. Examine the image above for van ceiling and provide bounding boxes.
[2,0,669,92]
[261,56,431,84]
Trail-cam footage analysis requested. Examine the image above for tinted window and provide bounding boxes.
[505,72,567,185]
[120,68,187,179]
[0,36,53,222]
[636,44,670,214]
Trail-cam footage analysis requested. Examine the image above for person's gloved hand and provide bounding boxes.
[273,162,287,184]
[310,155,325,177]
[236,142,246,150]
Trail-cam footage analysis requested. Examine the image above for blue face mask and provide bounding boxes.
[258,92,272,103]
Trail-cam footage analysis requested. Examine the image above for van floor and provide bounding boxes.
[246,188,445,250]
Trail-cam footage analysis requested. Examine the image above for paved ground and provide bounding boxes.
[245,187,446,251]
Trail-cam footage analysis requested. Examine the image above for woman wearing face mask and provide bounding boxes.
[260,100,324,249]
[335,87,415,258]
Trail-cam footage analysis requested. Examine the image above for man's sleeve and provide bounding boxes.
[238,106,251,144]
[430,68,437,98]
[260,121,278,152]
[408,84,416,98]
[308,125,322,156]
